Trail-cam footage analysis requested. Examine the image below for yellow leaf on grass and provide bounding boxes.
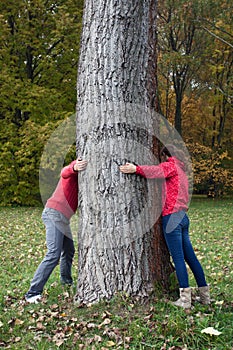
[201,327,222,336]
[106,340,115,347]
[15,319,24,325]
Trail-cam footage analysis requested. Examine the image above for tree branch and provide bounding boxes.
[202,26,233,49]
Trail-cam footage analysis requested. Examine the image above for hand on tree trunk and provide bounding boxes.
[73,159,88,172]
[119,163,137,174]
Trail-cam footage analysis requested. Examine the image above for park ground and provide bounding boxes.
[0,197,233,349]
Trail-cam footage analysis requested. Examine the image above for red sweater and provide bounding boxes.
[136,157,189,216]
[46,160,78,219]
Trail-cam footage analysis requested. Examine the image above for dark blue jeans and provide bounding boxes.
[162,211,207,288]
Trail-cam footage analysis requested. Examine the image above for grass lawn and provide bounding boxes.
[0,197,233,349]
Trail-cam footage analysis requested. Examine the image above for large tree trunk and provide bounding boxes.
[75,0,173,305]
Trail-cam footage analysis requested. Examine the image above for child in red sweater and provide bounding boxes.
[120,145,210,309]
[25,158,87,303]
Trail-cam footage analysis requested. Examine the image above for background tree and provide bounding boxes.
[0,0,83,205]
[157,0,233,190]
[75,0,175,305]
[157,0,233,146]
[157,0,208,136]
[201,14,233,149]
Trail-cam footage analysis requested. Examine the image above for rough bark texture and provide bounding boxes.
[75,0,173,305]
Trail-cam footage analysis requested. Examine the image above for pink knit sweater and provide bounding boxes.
[136,157,189,216]
[46,160,78,219]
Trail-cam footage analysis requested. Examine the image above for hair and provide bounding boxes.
[160,144,186,164]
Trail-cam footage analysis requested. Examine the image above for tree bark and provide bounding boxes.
[174,92,182,136]
[75,0,173,305]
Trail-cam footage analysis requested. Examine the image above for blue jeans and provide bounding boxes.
[162,211,207,288]
[26,208,75,297]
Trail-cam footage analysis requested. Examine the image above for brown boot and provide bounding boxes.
[198,286,210,305]
[172,287,191,309]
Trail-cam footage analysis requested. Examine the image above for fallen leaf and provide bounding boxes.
[100,318,111,327]
[87,322,96,329]
[14,337,21,342]
[36,322,45,330]
[106,340,115,347]
[55,339,64,347]
[144,314,153,321]
[201,327,222,336]
[36,315,45,322]
[94,334,102,342]
[53,333,65,347]
[15,319,24,325]
[125,336,131,343]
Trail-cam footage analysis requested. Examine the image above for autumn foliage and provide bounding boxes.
[0,0,232,205]
[188,143,233,197]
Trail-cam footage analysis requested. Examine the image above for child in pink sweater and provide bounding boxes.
[25,158,87,303]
